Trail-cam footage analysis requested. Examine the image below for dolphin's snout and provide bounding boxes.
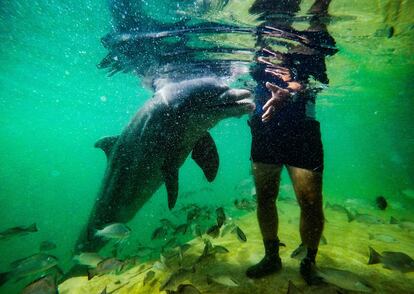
[236,98,256,112]
[222,89,252,101]
[217,88,255,113]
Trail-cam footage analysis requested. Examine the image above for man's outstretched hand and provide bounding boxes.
[261,68,304,122]
[262,82,290,122]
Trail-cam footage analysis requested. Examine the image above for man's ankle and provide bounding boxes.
[246,254,282,278]
[263,238,281,257]
[300,257,322,285]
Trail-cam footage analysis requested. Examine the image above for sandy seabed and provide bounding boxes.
[59,199,414,294]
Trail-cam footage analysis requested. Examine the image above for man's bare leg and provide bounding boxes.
[254,162,282,240]
[287,165,324,284]
[246,162,283,278]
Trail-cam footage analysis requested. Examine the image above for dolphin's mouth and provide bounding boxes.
[212,98,256,112]
[202,88,256,113]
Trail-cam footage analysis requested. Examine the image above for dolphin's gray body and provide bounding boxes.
[76,77,254,252]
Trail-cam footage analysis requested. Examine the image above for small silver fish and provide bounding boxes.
[368,233,398,243]
[390,216,414,231]
[21,275,57,294]
[398,221,414,231]
[191,224,202,239]
[216,207,226,228]
[135,243,156,257]
[152,226,168,240]
[401,188,414,199]
[212,245,229,254]
[159,267,195,291]
[206,224,220,238]
[73,252,104,267]
[143,270,155,285]
[160,219,176,230]
[233,226,247,242]
[348,212,384,224]
[368,247,414,273]
[234,199,256,211]
[39,240,57,252]
[160,253,168,268]
[187,207,202,223]
[179,243,191,254]
[173,224,188,235]
[166,284,201,294]
[95,223,131,239]
[1,254,58,286]
[325,202,349,214]
[88,258,125,279]
[0,223,38,241]
[200,239,214,259]
[175,243,191,265]
[220,221,236,237]
[206,275,239,287]
[162,237,178,251]
[291,244,307,260]
[316,267,373,293]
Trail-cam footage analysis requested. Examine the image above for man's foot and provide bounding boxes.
[300,257,323,285]
[246,255,282,278]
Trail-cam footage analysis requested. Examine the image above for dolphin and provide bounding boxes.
[76,77,254,252]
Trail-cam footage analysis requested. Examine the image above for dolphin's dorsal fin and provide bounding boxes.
[191,132,219,182]
[94,136,119,158]
[162,165,179,210]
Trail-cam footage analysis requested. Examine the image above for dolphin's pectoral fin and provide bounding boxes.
[94,136,119,158]
[162,165,179,210]
[191,132,219,182]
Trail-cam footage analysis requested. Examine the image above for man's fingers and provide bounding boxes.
[261,107,274,122]
[261,82,292,122]
[261,48,277,57]
[266,66,290,74]
[287,81,303,92]
[262,97,277,111]
[265,70,291,82]
[265,82,283,93]
[257,57,273,66]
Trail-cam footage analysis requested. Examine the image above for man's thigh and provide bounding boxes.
[287,166,322,202]
[252,162,283,200]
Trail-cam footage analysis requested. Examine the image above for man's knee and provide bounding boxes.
[257,191,277,208]
[297,191,323,210]
[253,162,282,203]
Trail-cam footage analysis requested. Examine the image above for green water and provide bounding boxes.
[0,0,413,293]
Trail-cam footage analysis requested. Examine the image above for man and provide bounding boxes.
[245,0,337,285]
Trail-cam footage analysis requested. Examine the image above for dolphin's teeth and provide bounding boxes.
[235,98,254,105]
[208,98,254,108]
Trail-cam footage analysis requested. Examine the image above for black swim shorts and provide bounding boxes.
[249,117,324,172]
